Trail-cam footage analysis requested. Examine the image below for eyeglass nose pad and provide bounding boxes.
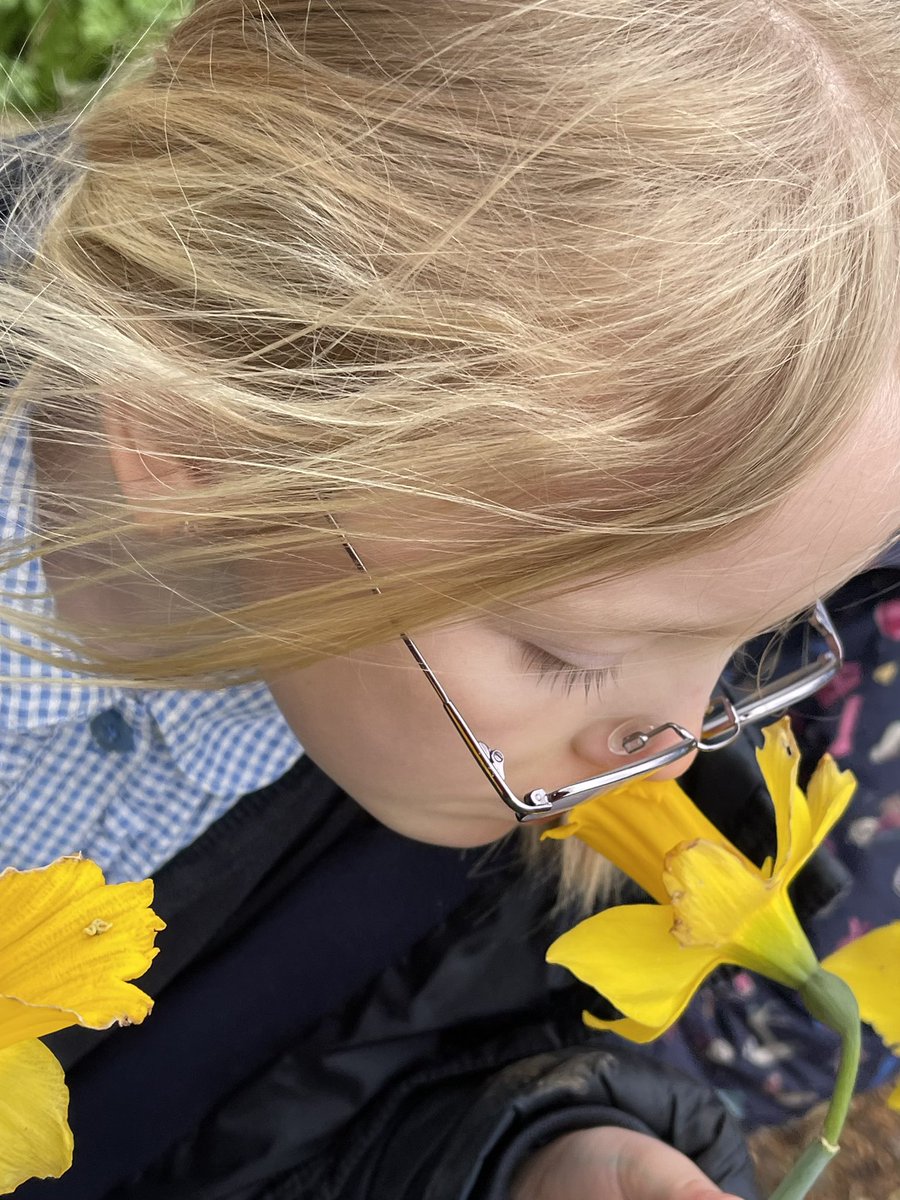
[607,717,699,760]
[607,717,660,756]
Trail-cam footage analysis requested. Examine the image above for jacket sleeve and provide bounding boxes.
[324,1037,760,1200]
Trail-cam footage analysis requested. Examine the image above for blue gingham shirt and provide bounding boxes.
[0,413,304,883]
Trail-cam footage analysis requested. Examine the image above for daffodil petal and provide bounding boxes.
[0,996,81,1048]
[889,1078,900,1113]
[582,1010,665,1044]
[756,718,809,877]
[0,1039,73,1192]
[546,903,716,1035]
[542,777,736,904]
[822,922,900,1048]
[664,838,817,987]
[0,857,165,1045]
[804,754,857,860]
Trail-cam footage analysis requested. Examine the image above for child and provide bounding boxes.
[1,2,899,1197]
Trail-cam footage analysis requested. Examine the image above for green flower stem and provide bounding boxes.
[768,968,861,1200]
[767,1139,838,1200]
[800,969,862,1146]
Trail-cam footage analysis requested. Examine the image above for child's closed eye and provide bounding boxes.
[518,643,622,700]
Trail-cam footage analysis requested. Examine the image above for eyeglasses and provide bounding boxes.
[336,532,844,823]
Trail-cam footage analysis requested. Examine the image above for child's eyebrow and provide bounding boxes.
[583,596,826,643]
[614,615,802,640]
[502,607,803,643]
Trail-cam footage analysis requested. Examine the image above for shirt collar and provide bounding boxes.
[0,411,303,801]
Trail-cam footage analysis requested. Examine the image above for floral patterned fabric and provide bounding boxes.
[645,558,900,1129]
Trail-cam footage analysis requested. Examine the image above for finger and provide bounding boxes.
[616,1131,744,1200]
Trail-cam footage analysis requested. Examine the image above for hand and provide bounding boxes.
[510,1127,746,1200]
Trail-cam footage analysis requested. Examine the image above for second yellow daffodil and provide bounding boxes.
[544,716,857,1042]
[0,856,165,1194]
[820,920,900,1111]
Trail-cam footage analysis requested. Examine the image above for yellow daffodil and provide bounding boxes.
[544,716,857,1042]
[0,856,165,1194]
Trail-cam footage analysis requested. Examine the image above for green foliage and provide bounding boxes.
[0,0,193,118]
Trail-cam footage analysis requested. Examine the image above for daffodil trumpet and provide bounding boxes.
[544,717,900,1200]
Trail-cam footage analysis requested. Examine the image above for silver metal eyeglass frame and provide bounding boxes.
[337,532,844,823]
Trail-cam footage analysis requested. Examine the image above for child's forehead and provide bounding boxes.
[504,392,900,644]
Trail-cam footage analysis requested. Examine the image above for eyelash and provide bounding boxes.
[519,644,622,699]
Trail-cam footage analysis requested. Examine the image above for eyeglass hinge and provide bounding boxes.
[477,742,507,781]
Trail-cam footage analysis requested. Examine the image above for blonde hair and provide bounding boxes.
[2,0,899,904]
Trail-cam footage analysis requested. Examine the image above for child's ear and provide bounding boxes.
[102,403,206,530]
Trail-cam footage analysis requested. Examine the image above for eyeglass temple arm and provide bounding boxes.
[328,522,553,815]
[399,632,555,813]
